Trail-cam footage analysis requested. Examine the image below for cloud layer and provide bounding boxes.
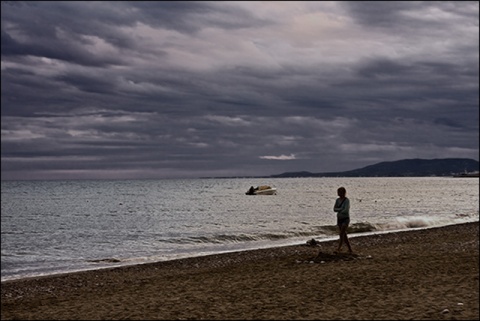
[1,1,478,180]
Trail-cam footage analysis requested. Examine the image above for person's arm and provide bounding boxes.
[342,198,350,214]
[334,198,350,215]
[334,199,341,212]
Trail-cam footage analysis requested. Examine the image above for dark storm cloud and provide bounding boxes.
[342,1,479,32]
[1,2,130,67]
[1,1,478,180]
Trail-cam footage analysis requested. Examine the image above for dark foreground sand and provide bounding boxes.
[1,222,478,320]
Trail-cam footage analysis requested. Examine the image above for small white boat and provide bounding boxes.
[246,185,277,195]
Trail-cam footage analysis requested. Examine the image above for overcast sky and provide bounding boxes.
[1,1,479,180]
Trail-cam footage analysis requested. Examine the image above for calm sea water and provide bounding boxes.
[1,177,478,281]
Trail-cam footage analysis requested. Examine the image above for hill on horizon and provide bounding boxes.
[269,158,479,178]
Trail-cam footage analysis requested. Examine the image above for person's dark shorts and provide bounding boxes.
[337,217,350,227]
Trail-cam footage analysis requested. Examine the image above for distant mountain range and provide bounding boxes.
[269,158,479,178]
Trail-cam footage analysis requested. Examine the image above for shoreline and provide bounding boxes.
[1,221,478,320]
[3,221,474,284]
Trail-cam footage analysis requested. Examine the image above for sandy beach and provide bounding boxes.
[1,222,478,320]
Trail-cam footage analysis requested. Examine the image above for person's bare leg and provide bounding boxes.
[336,224,347,252]
[344,232,352,253]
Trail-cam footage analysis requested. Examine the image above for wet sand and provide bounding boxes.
[1,222,478,320]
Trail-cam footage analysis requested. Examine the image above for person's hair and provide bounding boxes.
[337,187,346,196]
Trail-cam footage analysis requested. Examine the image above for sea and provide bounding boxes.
[1,177,479,282]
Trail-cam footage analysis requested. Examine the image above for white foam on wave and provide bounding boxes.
[377,213,478,232]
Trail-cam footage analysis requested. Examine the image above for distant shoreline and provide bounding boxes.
[206,158,480,179]
[452,173,480,178]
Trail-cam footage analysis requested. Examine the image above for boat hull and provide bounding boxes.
[254,188,277,195]
[245,185,277,195]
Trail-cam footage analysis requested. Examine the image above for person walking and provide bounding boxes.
[333,186,353,254]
